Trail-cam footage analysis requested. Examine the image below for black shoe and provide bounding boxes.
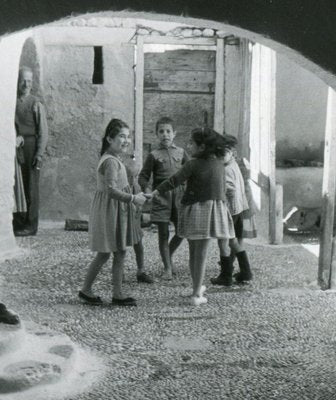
[137,272,154,284]
[210,274,232,286]
[14,228,37,237]
[78,291,103,305]
[0,303,20,325]
[112,297,137,307]
[210,256,233,286]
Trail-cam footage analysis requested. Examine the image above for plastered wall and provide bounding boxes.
[41,41,135,220]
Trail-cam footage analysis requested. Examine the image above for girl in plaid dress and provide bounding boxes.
[150,128,235,306]
[211,134,254,287]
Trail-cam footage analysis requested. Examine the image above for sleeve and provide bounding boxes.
[237,158,257,216]
[33,102,49,158]
[225,166,236,193]
[182,149,190,164]
[138,153,154,191]
[102,159,133,203]
[156,160,193,194]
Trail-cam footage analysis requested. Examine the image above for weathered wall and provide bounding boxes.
[276,53,328,163]
[41,42,135,220]
[0,30,33,260]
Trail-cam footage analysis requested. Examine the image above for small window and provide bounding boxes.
[92,46,103,84]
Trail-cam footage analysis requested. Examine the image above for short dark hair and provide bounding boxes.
[155,117,175,133]
[222,133,238,149]
[191,127,228,158]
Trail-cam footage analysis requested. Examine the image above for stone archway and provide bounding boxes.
[0,7,335,287]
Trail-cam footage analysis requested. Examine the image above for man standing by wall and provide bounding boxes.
[13,66,48,236]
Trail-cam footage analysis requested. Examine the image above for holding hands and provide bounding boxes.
[131,191,160,206]
[133,192,148,206]
[143,190,159,200]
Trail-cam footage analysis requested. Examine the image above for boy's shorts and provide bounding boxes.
[232,212,244,239]
[150,187,184,224]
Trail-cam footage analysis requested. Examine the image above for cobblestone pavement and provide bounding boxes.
[2,223,336,400]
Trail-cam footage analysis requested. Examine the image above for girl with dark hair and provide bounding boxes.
[211,134,254,286]
[149,127,235,306]
[79,119,147,307]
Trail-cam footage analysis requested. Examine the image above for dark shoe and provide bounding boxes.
[137,272,154,284]
[210,256,233,286]
[78,291,103,305]
[0,303,20,325]
[235,251,253,283]
[14,228,37,237]
[112,297,137,307]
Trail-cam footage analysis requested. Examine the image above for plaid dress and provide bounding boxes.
[89,154,142,253]
[178,200,235,240]
[155,157,235,240]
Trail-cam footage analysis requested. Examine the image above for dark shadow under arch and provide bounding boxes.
[0,1,335,78]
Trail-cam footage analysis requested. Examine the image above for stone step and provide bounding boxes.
[0,321,103,399]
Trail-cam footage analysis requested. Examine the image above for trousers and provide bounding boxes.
[13,136,40,232]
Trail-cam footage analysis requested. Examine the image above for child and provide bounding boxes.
[211,134,254,286]
[150,127,235,306]
[122,152,153,284]
[139,117,189,280]
[79,119,147,307]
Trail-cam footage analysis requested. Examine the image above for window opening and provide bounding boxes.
[92,46,103,84]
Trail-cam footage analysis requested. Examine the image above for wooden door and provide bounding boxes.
[142,47,216,158]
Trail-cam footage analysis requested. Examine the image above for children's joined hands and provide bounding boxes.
[143,190,159,200]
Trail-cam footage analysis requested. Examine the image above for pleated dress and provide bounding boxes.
[89,154,142,253]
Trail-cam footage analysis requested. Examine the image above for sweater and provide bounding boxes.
[156,157,226,205]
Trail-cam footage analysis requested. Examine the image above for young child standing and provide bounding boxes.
[79,119,147,307]
[211,134,254,286]
[139,117,189,280]
[122,152,153,284]
[150,127,235,306]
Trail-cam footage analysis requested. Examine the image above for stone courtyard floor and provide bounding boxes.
[2,222,336,399]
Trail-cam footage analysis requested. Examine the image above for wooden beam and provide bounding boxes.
[214,38,225,133]
[134,35,144,170]
[237,39,252,160]
[274,184,283,244]
[143,35,216,46]
[318,88,336,289]
[267,49,277,244]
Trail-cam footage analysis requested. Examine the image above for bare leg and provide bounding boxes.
[217,239,231,257]
[157,222,173,279]
[169,220,183,274]
[112,250,127,299]
[229,238,244,253]
[81,252,110,296]
[189,239,210,297]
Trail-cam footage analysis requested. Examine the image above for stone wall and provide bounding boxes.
[41,42,135,220]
